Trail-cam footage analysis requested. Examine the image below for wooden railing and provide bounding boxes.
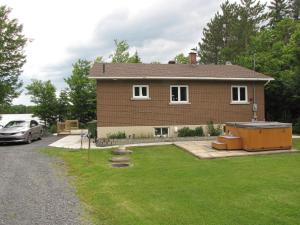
[57,120,79,134]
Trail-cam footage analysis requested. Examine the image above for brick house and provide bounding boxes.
[89,53,273,138]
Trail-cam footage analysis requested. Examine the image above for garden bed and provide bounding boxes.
[96,136,216,147]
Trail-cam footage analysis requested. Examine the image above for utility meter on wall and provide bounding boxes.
[252,103,258,112]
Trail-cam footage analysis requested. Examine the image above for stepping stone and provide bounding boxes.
[109,157,130,163]
[111,162,130,168]
[112,149,132,155]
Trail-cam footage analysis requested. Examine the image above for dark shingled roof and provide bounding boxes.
[89,63,273,81]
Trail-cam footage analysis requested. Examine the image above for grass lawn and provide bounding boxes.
[43,139,300,225]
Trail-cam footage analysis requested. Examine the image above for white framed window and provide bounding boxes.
[132,85,149,99]
[170,85,189,103]
[231,85,248,103]
[154,127,169,137]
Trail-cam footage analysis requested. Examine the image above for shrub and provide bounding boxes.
[107,131,126,139]
[178,127,204,137]
[293,118,300,134]
[207,121,222,136]
[195,127,204,136]
[49,124,57,134]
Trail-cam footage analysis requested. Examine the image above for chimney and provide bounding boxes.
[189,52,197,64]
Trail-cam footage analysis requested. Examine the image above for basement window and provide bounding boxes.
[170,85,189,103]
[154,127,169,137]
[132,85,149,99]
[231,85,248,103]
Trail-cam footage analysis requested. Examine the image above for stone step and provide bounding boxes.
[109,157,130,163]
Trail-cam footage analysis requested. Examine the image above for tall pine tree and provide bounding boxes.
[288,0,300,20]
[268,0,290,26]
[199,0,266,64]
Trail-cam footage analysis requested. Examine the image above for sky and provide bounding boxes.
[2,0,269,105]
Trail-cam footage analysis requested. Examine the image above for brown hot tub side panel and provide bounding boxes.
[225,123,292,151]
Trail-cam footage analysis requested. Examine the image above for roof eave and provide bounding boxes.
[88,76,274,81]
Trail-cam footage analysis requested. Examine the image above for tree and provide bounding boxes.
[237,19,300,122]
[128,51,142,63]
[199,1,240,64]
[110,40,142,63]
[238,0,267,49]
[0,5,27,106]
[175,53,189,64]
[198,0,267,64]
[65,59,96,124]
[57,90,71,121]
[268,0,290,26]
[26,80,58,126]
[0,104,34,114]
[288,0,300,19]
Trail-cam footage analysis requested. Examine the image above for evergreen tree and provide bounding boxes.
[238,0,267,49]
[288,0,300,20]
[128,51,142,63]
[268,0,290,26]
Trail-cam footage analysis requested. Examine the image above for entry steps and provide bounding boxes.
[212,135,242,150]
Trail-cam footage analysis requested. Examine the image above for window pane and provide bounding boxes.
[172,87,178,101]
[134,87,140,96]
[141,87,147,96]
[232,87,238,101]
[161,128,168,137]
[180,87,187,101]
[240,87,246,101]
[154,128,161,136]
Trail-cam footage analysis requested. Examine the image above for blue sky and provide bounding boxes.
[2,0,269,105]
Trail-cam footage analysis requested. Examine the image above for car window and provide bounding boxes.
[5,121,28,128]
[30,121,38,127]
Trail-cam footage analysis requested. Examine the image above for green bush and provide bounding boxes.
[87,120,97,139]
[178,127,204,137]
[107,131,126,139]
[207,121,222,136]
[293,118,300,134]
[195,127,204,136]
[49,124,57,134]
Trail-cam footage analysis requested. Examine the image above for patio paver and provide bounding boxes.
[174,141,298,159]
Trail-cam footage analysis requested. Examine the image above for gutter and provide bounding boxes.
[88,76,274,82]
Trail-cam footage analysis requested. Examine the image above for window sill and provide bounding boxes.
[131,97,151,101]
[230,101,250,105]
[169,102,191,105]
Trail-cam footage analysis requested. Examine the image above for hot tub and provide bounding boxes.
[225,122,292,151]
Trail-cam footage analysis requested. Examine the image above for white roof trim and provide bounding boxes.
[89,76,274,81]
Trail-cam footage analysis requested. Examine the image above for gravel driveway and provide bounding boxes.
[0,136,84,225]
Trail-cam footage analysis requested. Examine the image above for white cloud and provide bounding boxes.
[2,0,260,105]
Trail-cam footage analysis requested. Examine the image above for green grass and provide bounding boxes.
[293,138,300,150]
[43,140,300,225]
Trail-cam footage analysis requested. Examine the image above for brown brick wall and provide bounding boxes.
[96,80,265,127]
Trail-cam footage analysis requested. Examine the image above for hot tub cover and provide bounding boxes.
[225,121,292,128]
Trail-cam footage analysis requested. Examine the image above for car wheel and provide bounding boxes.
[27,134,32,144]
[38,132,42,140]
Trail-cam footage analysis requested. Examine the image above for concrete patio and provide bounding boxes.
[175,141,298,159]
